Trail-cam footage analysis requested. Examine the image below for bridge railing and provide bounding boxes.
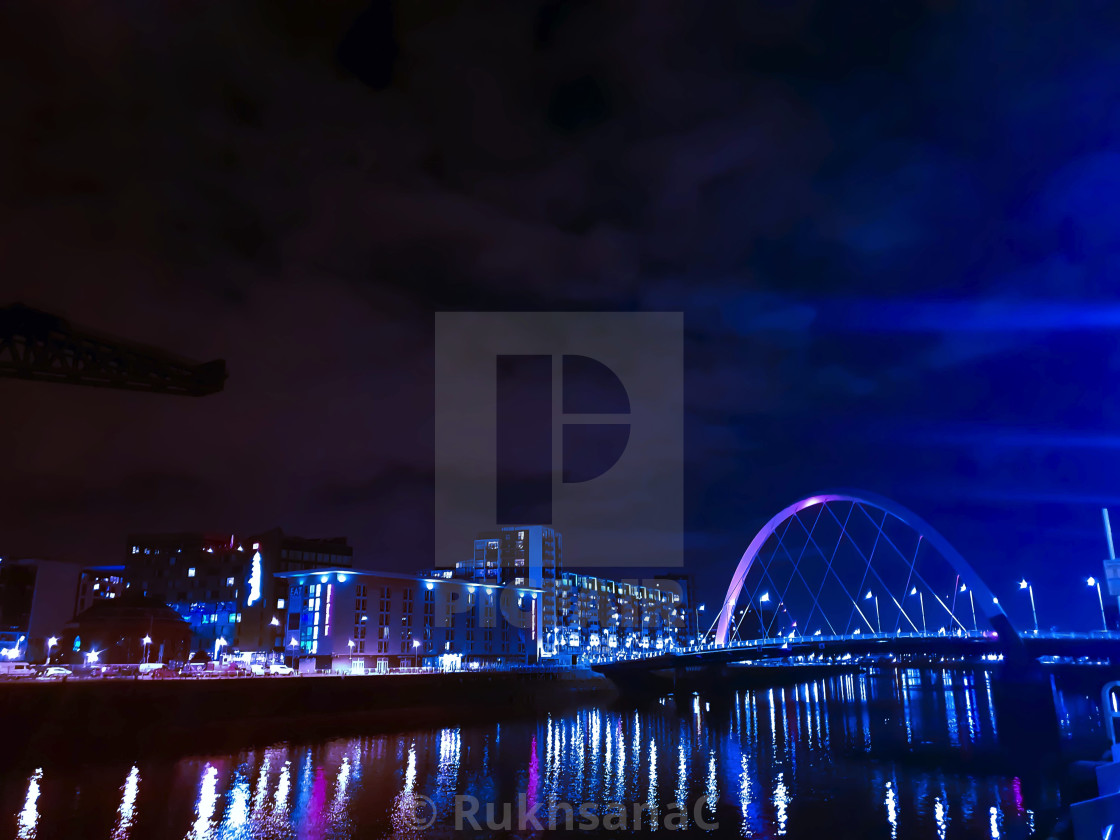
[577,629,1120,665]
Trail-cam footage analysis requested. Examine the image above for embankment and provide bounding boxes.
[0,668,614,763]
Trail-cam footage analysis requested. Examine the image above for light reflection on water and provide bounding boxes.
[1,669,1103,839]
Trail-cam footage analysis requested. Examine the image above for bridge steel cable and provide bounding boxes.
[715,490,1018,647]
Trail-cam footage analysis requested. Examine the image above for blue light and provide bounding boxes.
[425,582,435,590]
[336,573,347,583]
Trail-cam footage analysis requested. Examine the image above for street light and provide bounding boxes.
[347,639,355,667]
[142,634,152,665]
[960,584,977,633]
[270,616,280,627]
[694,603,706,646]
[864,591,881,634]
[1018,579,1038,634]
[46,636,58,663]
[1089,577,1108,631]
[214,636,227,662]
[910,587,927,634]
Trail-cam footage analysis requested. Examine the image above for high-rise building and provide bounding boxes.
[440,526,560,661]
[75,565,126,615]
[125,529,353,655]
[459,526,562,587]
[0,557,85,660]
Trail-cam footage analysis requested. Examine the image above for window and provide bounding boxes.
[188,568,196,578]
[226,577,235,587]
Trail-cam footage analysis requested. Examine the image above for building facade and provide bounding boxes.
[0,557,86,661]
[126,529,353,655]
[548,572,686,661]
[277,568,543,672]
[60,595,192,666]
[75,565,126,615]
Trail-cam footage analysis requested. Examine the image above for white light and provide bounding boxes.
[270,617,280,627]
[142,635,152,645]
[864,591,872,600]
[1089,577,1097,587]
[760,592,770,603]
[412,640,421,648]
[960,584,968,592]
[47,637,58,648]
[289,637,298,647]
[347,640,354,649]
[246,552,263,606]
[425,581,434,590]
[336,574,347,583]
[87,650,100,663]
[910,587,918,595]
[1019,579,1029,590]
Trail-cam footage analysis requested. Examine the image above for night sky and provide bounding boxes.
[3,0,1120,630]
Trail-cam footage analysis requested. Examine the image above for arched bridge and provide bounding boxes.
[713,490,1017,646]
[597,491,1120,678]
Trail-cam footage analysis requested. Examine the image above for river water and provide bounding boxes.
[0,668,1107,839]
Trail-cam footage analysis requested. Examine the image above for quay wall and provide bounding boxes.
[0,668,614,763]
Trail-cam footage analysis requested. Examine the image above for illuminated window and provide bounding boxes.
[226,577,235,587]
[188,568,196,578]
[277,598,285,610]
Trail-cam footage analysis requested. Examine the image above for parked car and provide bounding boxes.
[0,662,36,680]
[269,664,295,676]
[37,666,72,680]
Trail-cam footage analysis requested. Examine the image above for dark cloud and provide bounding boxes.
[1,0,1119,628]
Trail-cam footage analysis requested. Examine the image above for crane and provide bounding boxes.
[0,303,226,397]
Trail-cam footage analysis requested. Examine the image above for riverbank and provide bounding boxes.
[0,667,615,763]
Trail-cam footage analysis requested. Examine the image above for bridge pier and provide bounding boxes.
[992,659,1062,760]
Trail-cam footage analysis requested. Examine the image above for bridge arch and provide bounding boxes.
[714,490,1018,646]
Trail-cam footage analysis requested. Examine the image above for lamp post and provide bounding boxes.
[1019,579,1038,634]
[46,636,57,664]
[214,636,227,662]
[347,639,355,668]
[1089,577,1108,632]
[288,636,299,669]
[694,604,706,646]
[960,584,977,633]
[142,635,152,665]
[910,587,926,634]
[864,591,881,634]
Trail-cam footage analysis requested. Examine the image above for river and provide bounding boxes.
[0,667,1108,838]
